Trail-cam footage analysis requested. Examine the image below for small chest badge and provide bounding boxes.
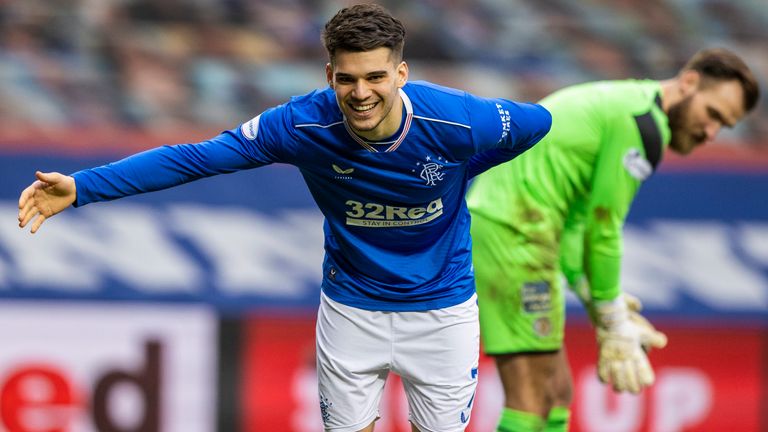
[413,155,445,186]
[623,148,652,181]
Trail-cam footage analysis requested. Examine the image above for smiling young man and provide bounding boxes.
[17,4,552,432]
[328,47,407,140]
[467,48,759,431]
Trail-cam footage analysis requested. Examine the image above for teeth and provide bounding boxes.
[352,103,375,111]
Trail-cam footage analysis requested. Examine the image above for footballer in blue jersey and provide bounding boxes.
[18,5,551,432]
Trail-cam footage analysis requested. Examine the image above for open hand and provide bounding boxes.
[18,171,76,233]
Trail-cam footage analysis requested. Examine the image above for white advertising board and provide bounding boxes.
[0,301,217,432]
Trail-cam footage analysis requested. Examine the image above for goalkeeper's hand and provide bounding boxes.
[622,293,667,353]
[593,296,668,394]
[569,279,666,351]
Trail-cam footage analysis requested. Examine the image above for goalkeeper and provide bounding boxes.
[467,48,759,432]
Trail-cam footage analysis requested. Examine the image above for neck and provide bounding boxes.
[659,78,682,114]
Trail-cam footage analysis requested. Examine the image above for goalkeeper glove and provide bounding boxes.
[568,277,667,353]
[593,297,668,394]
[622,292,667,353]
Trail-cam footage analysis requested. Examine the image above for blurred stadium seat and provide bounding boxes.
[0,0,766,144]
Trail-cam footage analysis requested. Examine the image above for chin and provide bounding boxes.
[349,120,376,132]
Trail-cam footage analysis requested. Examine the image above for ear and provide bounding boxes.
[325,63,334,88]
[679,69,701,97]
[396,61,409,88]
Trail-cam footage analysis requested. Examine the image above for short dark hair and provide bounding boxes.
[321,4,406,65]
[682,48,760,112]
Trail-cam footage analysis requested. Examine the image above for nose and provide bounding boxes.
[704,121,721,142]
[351,80,372,100]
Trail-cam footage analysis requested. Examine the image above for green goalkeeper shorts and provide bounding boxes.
[471,212,565,354]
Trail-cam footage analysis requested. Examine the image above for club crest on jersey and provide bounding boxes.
[623,148,652,180]
[412,155,445,186]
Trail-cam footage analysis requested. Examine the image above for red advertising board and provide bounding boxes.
[241,316,766,432]
[565,322,766,432]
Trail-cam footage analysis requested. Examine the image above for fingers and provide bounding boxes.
[622,355,655,394]
[18,172,60,233]
[18,183,42,228]
[30,214,47,234]
[36,170,60,184]
[595,300,664,395]
[620,361,640,394]
[600,357,653,394]
[629,312,668,350]
[19,208,39,230]
[608,360,629,392]
[18,182,36,211]
[647,329,668,349]
[597,332,657,394]
[599,357,639,394]
[597,358,610,384]
[19,208,45,233]
[636,357,655,389]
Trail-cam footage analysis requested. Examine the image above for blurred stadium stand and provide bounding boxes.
[0,0,766,144]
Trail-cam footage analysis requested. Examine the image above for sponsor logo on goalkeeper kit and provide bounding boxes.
[522,281,552,313]
[623,147,652,180]
[344,197,444,227]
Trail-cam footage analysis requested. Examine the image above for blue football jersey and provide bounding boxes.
[73,81,551,311]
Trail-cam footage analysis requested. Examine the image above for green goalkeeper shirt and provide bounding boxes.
[467,80,670,301]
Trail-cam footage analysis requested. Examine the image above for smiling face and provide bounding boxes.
[326,47,408,141]
[668,76,746,155]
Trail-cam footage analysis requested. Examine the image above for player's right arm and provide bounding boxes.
[17,103,295,233]
[70,130,270,206]
[16,133,266,234]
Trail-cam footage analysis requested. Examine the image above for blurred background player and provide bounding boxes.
[17,4,551,431]
[466,47,759,431]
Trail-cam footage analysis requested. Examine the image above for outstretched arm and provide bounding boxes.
[18,171,77,234]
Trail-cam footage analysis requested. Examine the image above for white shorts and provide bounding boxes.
[316,292,479,432]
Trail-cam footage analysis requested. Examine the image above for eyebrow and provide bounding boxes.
[335,70,389,79]
[708,106,735,128]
